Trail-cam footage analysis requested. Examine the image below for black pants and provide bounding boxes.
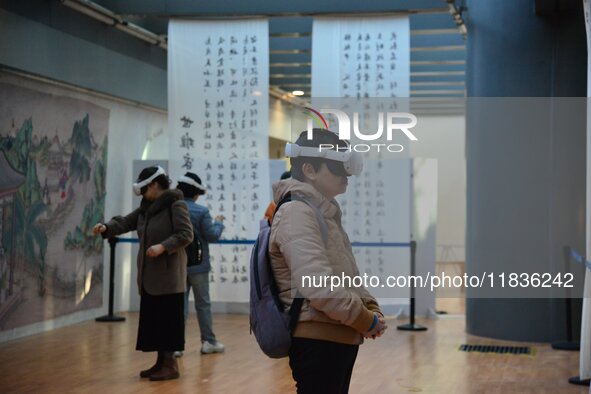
[289,337,359,394]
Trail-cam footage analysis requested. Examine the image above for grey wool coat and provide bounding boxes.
[103,189,193,295]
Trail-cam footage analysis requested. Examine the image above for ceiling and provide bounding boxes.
[92,0,466,98]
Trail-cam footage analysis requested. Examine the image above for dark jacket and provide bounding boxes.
[103,189,193,295]
[184,198,224,275]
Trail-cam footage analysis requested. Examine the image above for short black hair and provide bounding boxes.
[137,166,169,194]
[280,170,291,180]
[176,172,205,199]
[177,183,199,198]
[290,128,347,182]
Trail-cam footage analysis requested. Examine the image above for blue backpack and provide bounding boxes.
[249,193,328,358]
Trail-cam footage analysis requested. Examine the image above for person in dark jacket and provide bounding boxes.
[175,172,226,356]
[92,166,193,381]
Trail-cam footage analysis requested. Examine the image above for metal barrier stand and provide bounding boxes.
[397,241,427,332]
[96,237,125,322]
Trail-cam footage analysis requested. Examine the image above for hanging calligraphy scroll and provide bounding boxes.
[168,19,270,302]
[311,16,410,98]
[310,16,412,303]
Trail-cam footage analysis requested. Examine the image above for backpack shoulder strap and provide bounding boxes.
[288,298,304,331]
[271,192,292,221]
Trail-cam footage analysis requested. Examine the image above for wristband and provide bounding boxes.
[368,314,378,332]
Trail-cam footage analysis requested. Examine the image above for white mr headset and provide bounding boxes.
[178,175,207,193]
[132,166,167,196]
[284,141,363,176]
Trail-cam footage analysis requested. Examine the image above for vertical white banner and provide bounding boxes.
[311,16,410,98]
[168,19,270,302]
[310,16,413,306]
[581,0,591,382]
[338,159,412,304]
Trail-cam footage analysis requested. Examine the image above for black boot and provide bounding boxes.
[139,352,163,378]
[149,352,179,381]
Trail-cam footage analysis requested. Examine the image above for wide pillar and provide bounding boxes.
[465,0,587,341]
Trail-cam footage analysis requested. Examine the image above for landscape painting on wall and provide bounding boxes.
[0,76,108,330]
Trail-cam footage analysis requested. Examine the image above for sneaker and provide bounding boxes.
[173,351,183,358]
[201,341,225,354]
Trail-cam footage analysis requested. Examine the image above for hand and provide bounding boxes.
[375,315,388,338]
[215,215,225,222]
[146,244,165,257]
[364,313,388,339]
[92,223,106,235]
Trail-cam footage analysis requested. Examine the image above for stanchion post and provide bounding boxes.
[552,245,579,351]
[96,237,125,323]
[398,240,427,331]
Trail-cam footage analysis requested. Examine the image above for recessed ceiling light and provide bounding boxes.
[292,90,305,96]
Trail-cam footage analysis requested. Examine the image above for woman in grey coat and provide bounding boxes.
[92,166,193,381]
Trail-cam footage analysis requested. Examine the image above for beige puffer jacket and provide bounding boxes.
[269,179,382,345]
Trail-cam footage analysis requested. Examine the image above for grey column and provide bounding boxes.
[465,0,587,341]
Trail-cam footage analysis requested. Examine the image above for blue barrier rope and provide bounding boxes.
[570,248,591,271]
[114,239,590,268]
[113,238,410,248]
[216,240,255,245]
[116,238,139,243]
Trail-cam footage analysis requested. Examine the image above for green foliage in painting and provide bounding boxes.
[64,135,107,256]
[13,195,48,294]
[68,115,92,184]
[0,117,48,295]
[2,118,44,208]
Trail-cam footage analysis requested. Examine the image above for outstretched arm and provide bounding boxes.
[95,208,141,238]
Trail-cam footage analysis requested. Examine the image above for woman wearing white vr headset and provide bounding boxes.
[92,166,193,381]
[269,129,387,394]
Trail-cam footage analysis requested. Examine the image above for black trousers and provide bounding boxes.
[289,337,360,394]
